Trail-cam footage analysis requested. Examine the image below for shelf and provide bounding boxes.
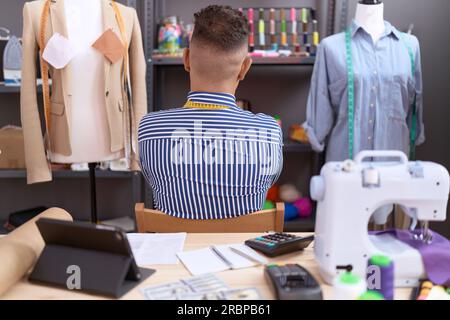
[283,142,313,153]
[0,84,21,93]
[0,84,43,94]
[150,56,315,66]
[284,215,315,232]
[0,169,139,179]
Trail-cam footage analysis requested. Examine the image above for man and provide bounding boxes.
[138,5,283,219]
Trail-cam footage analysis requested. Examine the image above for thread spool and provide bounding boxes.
[367,255,394,300]
[333,272,367,300]
[358,291,384,300]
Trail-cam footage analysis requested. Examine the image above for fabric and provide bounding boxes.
[374,229,450,286]
[303,20,424,162]
[92,28,125,64]
[138,92,284,220]
[0,208,72,297]
[20,0,147,184]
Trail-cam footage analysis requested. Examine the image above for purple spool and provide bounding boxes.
[367,255,394,300]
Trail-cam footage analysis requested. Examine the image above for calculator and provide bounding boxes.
[244,233,314,257]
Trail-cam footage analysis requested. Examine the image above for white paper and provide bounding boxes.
[177,248,229,275]
[177,244,267,275]
[127,233,186,266]
[42,33,78,69]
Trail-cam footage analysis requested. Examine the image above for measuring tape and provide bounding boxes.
[345,28,417,160]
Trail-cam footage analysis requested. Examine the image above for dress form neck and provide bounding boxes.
[354,3,385,43]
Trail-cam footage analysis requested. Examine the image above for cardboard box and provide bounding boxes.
[0,126,26,169]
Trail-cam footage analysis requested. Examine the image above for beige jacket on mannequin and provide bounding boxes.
[20,0,147,184]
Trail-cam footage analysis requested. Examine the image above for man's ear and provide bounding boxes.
[183,48,191,72]
[237,56,252,81]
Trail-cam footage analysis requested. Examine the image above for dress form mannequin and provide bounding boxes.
[53,0,124,223]
[354,0,385,44]
[51,0,124,164]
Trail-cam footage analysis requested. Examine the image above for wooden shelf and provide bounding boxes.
[0,169,139,179]
[150,55,315,66]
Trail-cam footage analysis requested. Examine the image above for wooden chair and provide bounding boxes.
[135,203,285,233]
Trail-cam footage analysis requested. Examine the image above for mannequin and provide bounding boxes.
[355,0,385,43]
[21,0,147,223]
[51,0,123,164]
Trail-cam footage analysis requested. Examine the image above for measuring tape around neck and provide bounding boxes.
[344,28,417,160]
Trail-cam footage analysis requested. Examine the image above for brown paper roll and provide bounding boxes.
[0,208,73,296]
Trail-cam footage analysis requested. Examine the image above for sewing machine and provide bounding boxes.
[310,150,450,287]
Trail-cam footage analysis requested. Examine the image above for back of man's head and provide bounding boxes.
[186,5,251,89]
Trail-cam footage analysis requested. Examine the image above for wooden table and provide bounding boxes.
[1,233,412,300]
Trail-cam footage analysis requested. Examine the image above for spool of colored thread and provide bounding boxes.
[293,197,313,218]
[263,200,275,210]
[312,20,319,46]
[258,9,265,48]
[368,255,394,300]
[269,9,277,51]
[290,8,297,45]
[280,9,287,47]
[333,272,367,300]
[358,291,384,300]
[284,203,299,221]
[248,8,255,52]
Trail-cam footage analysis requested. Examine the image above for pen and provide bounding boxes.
[258,9,265,48]
[211,246,234,268]
[230,247,264,265]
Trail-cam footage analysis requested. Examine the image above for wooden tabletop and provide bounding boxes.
[1,233,412,300]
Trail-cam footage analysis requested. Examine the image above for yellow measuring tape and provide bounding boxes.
[39,0,52,138]
[39,0,128,138]
[184,101,230,110]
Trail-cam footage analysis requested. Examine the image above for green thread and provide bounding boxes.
[345,28,355,160]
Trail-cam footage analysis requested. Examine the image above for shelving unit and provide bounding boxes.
[151,56,316,66]
[0,0,144,224]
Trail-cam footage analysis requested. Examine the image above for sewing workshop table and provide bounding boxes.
[1,233,412,300]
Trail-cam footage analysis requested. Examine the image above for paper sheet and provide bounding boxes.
[177,244,267,275]
[42,33,78,69]
[177,247,228,275]
[127,233,186,266]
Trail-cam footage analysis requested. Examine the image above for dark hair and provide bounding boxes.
[192,5,249,51]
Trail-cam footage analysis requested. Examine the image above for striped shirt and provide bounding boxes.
[138,92,283,219]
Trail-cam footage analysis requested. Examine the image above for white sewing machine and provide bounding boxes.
[310,150,450,287]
